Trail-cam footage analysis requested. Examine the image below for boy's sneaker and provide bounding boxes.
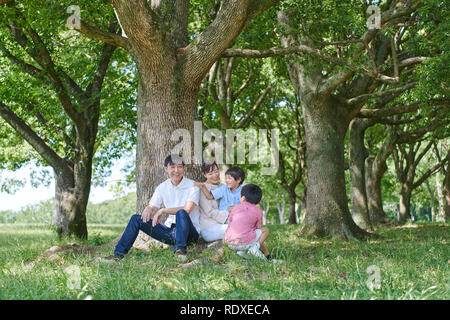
[266,254,283,264]
[174,249,188,262]
[248,242,267,260]
[269,258,283,264]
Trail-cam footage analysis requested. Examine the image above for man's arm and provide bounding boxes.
[151,201,197,227]
[141,205,158,223]
[159,200,196,215]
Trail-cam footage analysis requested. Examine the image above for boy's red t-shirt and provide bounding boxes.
[224,201,262,245]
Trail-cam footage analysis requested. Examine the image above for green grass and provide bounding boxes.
[0,222,448,300]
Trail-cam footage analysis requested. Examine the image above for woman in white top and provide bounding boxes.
[198,161,230,242]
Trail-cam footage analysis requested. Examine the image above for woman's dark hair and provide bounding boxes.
[225,166,245,185]
[241,184,262,204]
[201,160,218,174]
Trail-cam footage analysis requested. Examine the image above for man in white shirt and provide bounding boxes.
[110,155,201,260]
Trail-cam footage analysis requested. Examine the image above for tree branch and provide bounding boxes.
[0,43,51,85]
[20,100,75,151]
[184,0,280,84]
[223,44,401,87]
[236,84,272,129]
[7,16,86,102]
[357,101,420,118]
[86,22,119,97]
[398,56,428,68]
[396,119,450,144]
[346,82,416,106]
[375,115,423,125]
[75,19,131,50]
[109,0,160,48]
[413,156,447,189]
[0,101,64,171]
[323,0,425,93]
[413,140,433,168]
[5,24,82,126]
[232,62,253,101]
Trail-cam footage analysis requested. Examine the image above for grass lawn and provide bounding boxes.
[0,222,448,300]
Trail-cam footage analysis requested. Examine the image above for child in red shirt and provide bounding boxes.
[224,184,270,260]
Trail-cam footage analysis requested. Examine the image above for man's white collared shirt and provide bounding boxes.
[148,177,201,232]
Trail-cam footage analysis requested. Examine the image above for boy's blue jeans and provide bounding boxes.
[114,209,199,256]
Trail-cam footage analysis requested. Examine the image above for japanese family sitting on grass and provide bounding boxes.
[105,154,279,263]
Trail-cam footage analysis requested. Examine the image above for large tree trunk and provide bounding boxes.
[261,200,270,225]
[398,183,413,223]
[301,95,370,239]
[365,156,395,224]
[287,191,297,224]
[52,122,97,239]
[348,118,372,230]
[425,180,436,222]
[107,0,279,214]
[52,158,91,239]
[299,198,307,224]
[436,169,446,223]
[135,57,201,213]
[277,202,285,225]
[444,160,450,222]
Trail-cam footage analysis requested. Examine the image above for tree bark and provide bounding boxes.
[365,155,396,225]
[134,59,201,212]
[300,198,307,224]
[301,95,370,239]
[261,200,270,225]
[444,159,450,222]
[348,118,373,230]
[276,202,285,225]
[287,191,297,224]
[53,164,89,239]
[436,169,445,222]
[425,180,436,222]
[398,183,413,223]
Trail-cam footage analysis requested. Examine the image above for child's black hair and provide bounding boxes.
[241,184,262,204]
[225,166,245,185]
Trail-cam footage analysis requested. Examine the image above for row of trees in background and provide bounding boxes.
[0,192,136,224]
[1,0,449,239]
[0,190,440,225]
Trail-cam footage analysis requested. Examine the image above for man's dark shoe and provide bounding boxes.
[174,249,188,262]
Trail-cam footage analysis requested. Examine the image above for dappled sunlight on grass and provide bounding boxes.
[0,222,448,299]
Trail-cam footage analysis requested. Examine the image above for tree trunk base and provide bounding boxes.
[300,219,377,240]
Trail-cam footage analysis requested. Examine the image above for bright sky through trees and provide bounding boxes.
[0,156,134,211]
